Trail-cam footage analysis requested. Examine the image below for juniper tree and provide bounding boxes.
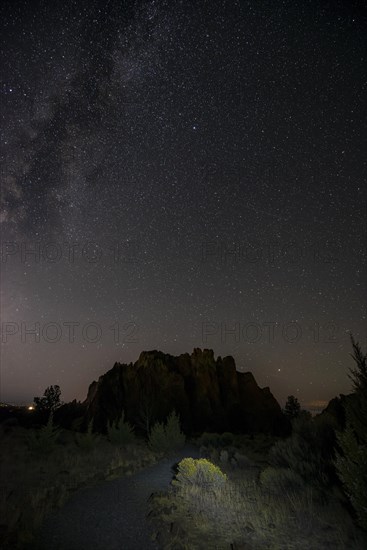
[34,384,63,412]
[284,395,301,419]
[335,334,367,531]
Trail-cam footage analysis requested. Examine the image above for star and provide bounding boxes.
[0,0,364,414]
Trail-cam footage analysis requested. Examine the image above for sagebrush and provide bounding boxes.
[173,457,227,489]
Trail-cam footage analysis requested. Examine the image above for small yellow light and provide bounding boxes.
[28,406,34,411]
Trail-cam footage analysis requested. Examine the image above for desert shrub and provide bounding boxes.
[148,421,166,452]
[148,411,185,454]
[196,432,221,448]
[260,466,306,494]
[219,449,229,463]
[233,451,253,469]
[268,415,334,489]
[165,410,185,447]
[196,432,236,449]
[26,413,60,455]
[336,428,367,530]
[173,458,227,489]
[70,416,84,431]
[75,420,100,451]
[151,472,367,550]
[220,432,235,446]
[107,410,135,445]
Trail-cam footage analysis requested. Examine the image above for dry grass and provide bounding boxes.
[0,425,158,549]
[149,435,367,550]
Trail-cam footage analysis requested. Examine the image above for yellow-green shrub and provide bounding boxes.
[173,458,227,489]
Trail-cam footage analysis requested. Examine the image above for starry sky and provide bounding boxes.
[0,0,366,411]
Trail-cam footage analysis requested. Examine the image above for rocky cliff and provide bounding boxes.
[84,348,288,435]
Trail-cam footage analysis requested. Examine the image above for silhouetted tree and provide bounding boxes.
[34,385,63,413]
[335,335,367,531]
[284,395,301,419]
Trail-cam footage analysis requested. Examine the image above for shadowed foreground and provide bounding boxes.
[34,445,200,550]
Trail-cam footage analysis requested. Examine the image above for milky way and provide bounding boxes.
[0,0,366,410]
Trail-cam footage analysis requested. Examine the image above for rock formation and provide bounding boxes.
[83,348,288,435]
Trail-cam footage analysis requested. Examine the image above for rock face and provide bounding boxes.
[84,348,288,435]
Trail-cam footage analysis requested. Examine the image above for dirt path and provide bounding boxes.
[34,445,200,550]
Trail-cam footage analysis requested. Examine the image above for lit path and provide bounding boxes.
[34,445,200,550]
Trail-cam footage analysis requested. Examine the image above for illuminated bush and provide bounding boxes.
[173,458,227,489]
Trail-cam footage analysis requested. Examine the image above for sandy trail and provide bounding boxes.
[34,445,200,550]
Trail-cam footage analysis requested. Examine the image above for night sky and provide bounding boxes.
[1,0,366,412]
